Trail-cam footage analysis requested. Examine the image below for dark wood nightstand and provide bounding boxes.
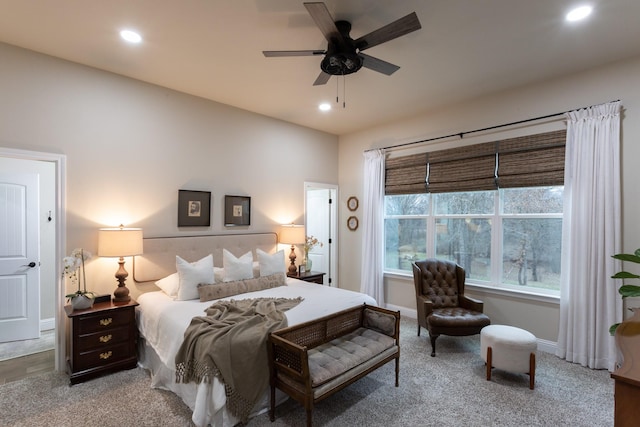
[287,271,326,284]
[65,299,139,385]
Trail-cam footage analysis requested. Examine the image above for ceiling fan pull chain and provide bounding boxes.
[343,74,346,108]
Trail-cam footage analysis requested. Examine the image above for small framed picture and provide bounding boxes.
[224,195,251,226]
[178,190,211,227]
[347,196,359,211]
[347,216,359,231]
[299,264,306,274]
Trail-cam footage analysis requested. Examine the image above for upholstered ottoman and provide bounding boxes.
[480,325,537,389]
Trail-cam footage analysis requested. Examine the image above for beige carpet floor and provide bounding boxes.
[0,318,614,426]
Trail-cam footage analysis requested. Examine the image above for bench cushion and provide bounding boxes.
[308,327,395,387]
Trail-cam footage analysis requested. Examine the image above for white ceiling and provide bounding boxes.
[1,0,639,136]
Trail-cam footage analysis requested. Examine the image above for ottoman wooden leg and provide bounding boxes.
[486,346,493,381]
[529,352,536,390]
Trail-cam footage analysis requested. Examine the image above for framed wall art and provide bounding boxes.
[224,195,251,226]
[347,196,359,211]
[178,190,211,227]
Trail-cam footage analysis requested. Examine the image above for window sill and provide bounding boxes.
[384,271,560,305]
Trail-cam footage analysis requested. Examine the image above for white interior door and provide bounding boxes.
[0,172,40,342]
[305,182,338,286]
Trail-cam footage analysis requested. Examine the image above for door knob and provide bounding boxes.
[22,262,37,268]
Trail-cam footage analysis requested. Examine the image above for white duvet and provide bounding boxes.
[136,278,376,427]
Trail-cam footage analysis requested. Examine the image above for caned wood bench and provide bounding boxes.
[267,304,400,427]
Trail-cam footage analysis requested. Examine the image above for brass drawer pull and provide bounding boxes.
[99,317,113,326]
[99,351,113,360]
[99,334,112,343]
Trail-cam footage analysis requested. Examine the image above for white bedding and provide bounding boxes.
[136,277,376,427]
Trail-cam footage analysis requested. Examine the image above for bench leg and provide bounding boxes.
[306,408,313,427]
[486,346,493,381]
[529,352,536,390]
[269,384,275,422]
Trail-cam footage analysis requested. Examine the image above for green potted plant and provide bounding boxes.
[610,248,640,335]
[63,248,95,310]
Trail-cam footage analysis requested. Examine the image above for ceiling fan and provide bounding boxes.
[262,2,422,86]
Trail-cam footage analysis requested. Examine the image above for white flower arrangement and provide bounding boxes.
[63,248,95,301]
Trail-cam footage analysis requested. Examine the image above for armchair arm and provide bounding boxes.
[459,295,484,313]
[416,295,434,318]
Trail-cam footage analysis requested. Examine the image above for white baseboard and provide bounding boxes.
[40,317,55,331]
[383,303,557,354]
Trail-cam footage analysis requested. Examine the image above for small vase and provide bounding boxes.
[305,258,313,272]
[71,294,95,310]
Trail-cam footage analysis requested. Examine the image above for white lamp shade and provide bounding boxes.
[279,224,305,245]
[98,227,143,257]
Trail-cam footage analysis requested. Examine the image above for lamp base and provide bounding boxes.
[112,257,131,302]
[288,245,298,275]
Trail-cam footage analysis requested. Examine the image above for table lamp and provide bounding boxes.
[279,224,305,275]
[98,225,143,302]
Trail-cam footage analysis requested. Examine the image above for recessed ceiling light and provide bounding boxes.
[566,5,593,22]
[318,103,331,112]
[120,29,142,43]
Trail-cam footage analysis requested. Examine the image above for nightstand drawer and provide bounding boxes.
[76,309,133,334]
[76,326,131,352]
[74,342,132,372]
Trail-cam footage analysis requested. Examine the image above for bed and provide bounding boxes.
[133,233,376,427]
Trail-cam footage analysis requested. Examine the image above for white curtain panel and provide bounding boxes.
[360,149,385,305]
[556,101,622,371]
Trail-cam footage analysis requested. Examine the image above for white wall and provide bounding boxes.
[0,42,339,301]
[338,56,640,343]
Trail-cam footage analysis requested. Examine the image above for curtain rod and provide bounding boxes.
[365,99,620,153]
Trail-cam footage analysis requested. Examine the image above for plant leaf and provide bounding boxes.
[612,271,640,279]
[610,323,620,336]
[612,253,640,264]
[619,285,640,298]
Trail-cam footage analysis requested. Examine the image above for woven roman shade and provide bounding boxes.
[496,130,566,188]
[427,141,497,193]
[385,152,428,194]
[384,129,567,195]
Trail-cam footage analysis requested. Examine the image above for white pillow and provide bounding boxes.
[176,254,214,300]
[257,249,285,276]
[223,249,254,282]
[155,272,179,297]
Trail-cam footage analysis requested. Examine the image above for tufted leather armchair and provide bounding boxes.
[412,259,490,356]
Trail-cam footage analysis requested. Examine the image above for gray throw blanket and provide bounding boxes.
[175,297,302,422]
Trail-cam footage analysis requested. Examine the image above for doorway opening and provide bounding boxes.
[304,182,338,287]
[0,147,66,372]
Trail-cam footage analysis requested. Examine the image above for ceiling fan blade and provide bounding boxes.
[263,50,325,57]
[304,2,345,47]
[359,53,400,76]
[313,71,331,86]
[355,12,421,51]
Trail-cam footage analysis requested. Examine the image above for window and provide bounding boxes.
[384,186,563,294]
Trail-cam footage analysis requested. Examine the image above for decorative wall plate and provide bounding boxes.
[347,216,359,231]
[347,196,359,211]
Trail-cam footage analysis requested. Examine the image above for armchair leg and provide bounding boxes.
[430,334,439,357]
[417,324,421,336]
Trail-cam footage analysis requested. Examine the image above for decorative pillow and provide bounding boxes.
[222,249,254,282]
[155,272,179,297]
[176,254,214,301]
[198,273,287,302]
[256,249,285,276]
[363,308,397,336]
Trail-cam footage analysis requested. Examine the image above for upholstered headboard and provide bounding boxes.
[132,232,278,283]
